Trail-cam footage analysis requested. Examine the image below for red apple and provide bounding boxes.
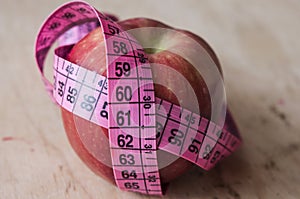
[61,18,223,189]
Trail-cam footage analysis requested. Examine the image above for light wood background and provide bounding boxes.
[1,0,300,198]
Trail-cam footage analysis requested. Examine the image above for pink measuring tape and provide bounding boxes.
[35,1,242,195]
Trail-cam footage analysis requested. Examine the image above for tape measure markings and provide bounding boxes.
[124,24,161,193]
[155,108,236,153]
[35,1,242,195]
[55,49,240,151]
[53,48,240,152]
[54,51,240,167]
[35,2,162,194]
[126,39,160,194]
[53,44,241,187]
[156,100,173,148]
[100,14,161,194]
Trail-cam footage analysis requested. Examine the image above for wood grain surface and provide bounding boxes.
[1,0,300,198]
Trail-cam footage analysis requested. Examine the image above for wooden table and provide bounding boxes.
[1,0,299,198]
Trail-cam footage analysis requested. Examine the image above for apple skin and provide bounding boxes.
[61,18,223,187]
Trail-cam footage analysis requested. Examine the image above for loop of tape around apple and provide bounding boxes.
[35,1,242,195]
[36,1,162,194]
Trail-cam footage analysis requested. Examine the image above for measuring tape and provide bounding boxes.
[35,1,242,195]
